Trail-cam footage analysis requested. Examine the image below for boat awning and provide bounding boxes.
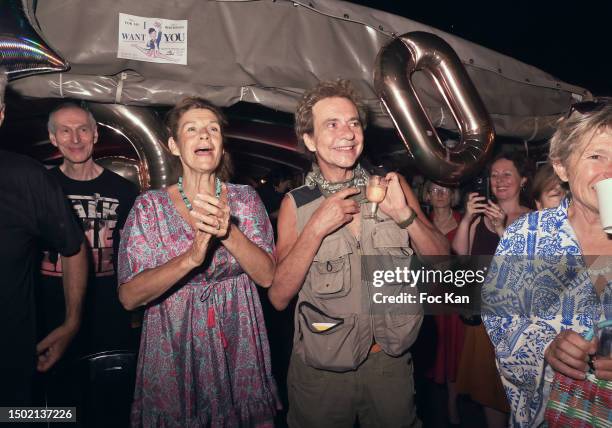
[11,0,591,141]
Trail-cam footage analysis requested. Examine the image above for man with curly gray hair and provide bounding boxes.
[270,79,448,427]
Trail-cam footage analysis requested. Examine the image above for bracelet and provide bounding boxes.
[396,210,417,229]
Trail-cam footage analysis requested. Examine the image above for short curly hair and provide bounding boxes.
[549,98,612,168]
[294,79,367,149]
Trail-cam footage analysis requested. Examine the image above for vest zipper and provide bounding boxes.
[359,223,376,352]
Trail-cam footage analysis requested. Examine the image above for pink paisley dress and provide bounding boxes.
[118,184,279,428]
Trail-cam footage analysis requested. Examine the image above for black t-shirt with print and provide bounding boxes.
[39,167,139,355]
[0,151,83,370]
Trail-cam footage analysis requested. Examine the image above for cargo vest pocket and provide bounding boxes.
[372,221,413,259]
[376,312,423,357]
[297,302,360,372]
[310,236,352,298]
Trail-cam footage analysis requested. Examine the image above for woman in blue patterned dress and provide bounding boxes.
[482,100,612,427]
[118,97,279,427]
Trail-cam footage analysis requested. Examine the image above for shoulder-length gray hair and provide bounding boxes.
[549,99,612,167]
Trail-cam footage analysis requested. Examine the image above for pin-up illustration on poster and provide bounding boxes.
[117,13,187,64]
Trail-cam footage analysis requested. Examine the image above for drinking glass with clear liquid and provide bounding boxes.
[363,175,387,220]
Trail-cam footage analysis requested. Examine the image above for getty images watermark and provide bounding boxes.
[360,255,491,315]
[370,265,487,305]
[361,255,612,317]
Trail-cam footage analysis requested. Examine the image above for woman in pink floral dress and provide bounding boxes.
[118,97,279,427]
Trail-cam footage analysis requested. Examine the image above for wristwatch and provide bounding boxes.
[396,210,417,229]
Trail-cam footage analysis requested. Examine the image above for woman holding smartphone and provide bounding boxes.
[452,152,533,427]
[453,153,533,254]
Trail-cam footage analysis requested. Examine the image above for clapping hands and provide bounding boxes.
[190,188,230,238]
[184,185,230,268]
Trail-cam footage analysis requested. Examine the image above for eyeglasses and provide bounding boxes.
[565,100,606,118]
[429,187,451,195]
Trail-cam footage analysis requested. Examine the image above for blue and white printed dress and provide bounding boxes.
[482,198,612,427]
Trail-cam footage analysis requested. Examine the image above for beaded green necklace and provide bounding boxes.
[177,176,222,211]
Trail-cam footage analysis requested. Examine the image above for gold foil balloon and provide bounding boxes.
[374,32,495,184]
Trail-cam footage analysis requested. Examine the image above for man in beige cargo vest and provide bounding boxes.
[269,79,449,427]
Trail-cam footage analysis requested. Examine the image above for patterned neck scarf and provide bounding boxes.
[305,163,368,201]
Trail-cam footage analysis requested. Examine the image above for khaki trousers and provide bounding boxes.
[287,350,421,428]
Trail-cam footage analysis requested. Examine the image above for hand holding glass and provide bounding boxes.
[364,175,387,220]
[595,321,612,358]
[595,178,612,234]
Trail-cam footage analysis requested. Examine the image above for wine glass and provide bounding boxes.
[364,175,387,220]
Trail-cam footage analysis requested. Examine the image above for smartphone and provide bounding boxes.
[472,177,490,201]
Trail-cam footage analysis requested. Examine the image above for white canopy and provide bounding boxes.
[12,0,591,140]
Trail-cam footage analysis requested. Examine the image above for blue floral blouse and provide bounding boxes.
[482,198,612,427]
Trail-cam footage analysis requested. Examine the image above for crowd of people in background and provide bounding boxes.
[1,67,611,428]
